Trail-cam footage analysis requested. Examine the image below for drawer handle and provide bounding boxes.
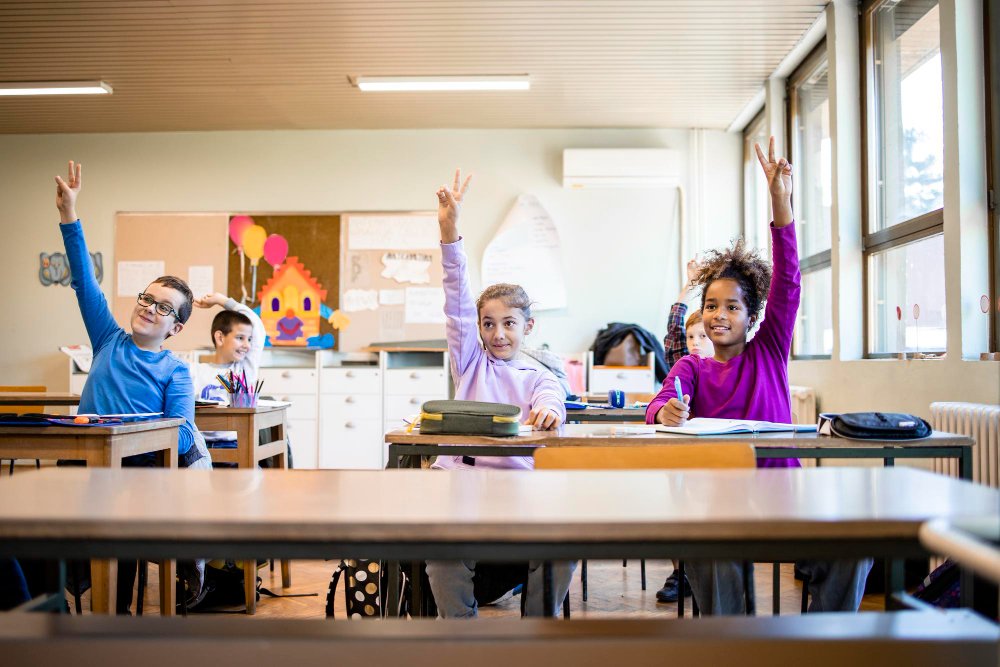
[346,370,355,378]
[281,396,290,402]
[345,396,355,404]
[345,422,355,429]
[410,372,420,379]
[281,371,292,379]
[616,372,627,379]
[409,398,420,405]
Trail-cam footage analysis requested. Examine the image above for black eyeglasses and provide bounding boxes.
[137,292,178,319]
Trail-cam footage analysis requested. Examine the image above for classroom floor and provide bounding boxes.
[4,464,885,618]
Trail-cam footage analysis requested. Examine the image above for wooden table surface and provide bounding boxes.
[0,467,995,561]
[0,392,81,406]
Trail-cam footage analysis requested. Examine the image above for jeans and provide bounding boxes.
[686,558,874,615]
[426,559,577,618]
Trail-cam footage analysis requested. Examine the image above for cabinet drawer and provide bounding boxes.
[320,394,381,421]
[258,368,318,394]
[386,368,447,396]
[266,393,317,420]
[589,367,655,393]
[319,418,383,469]
[321,367,381,395]
[385,393,446,422]
[287,418,317,470]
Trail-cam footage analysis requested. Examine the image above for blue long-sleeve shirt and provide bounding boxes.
[61,220,197,455]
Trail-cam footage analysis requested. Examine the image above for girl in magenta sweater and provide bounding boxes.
[646,138,871,615]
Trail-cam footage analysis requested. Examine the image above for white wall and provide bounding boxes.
[0,128,743,391]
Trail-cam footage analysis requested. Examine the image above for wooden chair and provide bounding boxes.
[1,385,46,475]
[534,444,757,617]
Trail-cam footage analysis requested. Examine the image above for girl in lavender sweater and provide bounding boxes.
[425,170,574,618]
[646,137,871,615]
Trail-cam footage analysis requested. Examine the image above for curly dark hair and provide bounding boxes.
[693,238,772,320]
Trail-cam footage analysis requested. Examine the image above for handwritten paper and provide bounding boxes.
[342,289,379,312]
[347,215,439,250]
[404,287,445,324]
[481,194,567,310]
[187,265,214,297]
[381,252,432,284]
[117,260,164,297]
[379,289,406,305]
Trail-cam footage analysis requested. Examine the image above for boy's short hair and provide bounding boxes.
[684,310,703,331]
[211,310,253,347]
[152,276,194,324]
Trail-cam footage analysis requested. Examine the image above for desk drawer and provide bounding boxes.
[321,367,381,395]
[266,393,317,421]
[589,367,655,393]
[320,394,380,421]
[258,368,318,395]
[385,393,447,422]
[386,368,447,396]
[286,418,317,469]
[319,418,383,469]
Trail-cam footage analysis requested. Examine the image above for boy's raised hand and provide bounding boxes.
[754,136,794,227]
[55,160,82,224]
[685,258,700,287]
[436,169,472,244]
[193,292,228,309]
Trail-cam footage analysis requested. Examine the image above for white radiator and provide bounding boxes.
[789,385,817,425]
[930,402,1000,488]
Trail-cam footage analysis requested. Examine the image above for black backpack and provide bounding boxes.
[185,560,316,613]
[824,412,932,440]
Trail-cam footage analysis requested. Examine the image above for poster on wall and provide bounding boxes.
[227,215,341,349]
[481,194,567,311]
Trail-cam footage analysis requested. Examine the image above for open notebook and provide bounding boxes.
[655,417,818,436]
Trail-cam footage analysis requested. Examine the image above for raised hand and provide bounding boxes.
[435,169,472,244]
[55,160,82,224]
[193,292,227,309]
[754,136,794,227]
[685,258,699,287]
[656,395,690,427]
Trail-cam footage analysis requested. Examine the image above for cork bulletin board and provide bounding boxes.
[113,213,229,352]
[336,213,445,352]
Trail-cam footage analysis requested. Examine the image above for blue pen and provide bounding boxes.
[674,376,684,403]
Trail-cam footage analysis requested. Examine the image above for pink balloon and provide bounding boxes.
[263,234,289,268]
[229,215,254,246]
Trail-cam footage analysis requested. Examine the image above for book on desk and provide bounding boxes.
[655,418,818,436]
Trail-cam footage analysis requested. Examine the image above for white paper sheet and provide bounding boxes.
[347,215,439,250]
[404,287,445,324]
[341,289,379,312]
[187,265,214,298]
[380,252,432,284]
[379,288,406,305]
[481,195,567,310]
[117,260,164,297]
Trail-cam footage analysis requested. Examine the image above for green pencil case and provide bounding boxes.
[419,400,522,436]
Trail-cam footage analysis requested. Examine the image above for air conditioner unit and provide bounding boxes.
[562,148,681,189]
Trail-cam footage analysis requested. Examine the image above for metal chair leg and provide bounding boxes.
[581,560,588,602]
[773,562,781,615]
[136,560,147,616]
[677,561,685,617]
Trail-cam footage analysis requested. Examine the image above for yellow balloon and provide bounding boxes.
[242,224,267,264]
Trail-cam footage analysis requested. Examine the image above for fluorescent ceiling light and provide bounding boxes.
[0,81,113,96]
[354,75,529,92]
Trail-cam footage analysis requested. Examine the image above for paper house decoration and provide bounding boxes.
[257,256,328,346]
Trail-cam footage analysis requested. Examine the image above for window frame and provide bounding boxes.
[861,0,946,359]
[787,38,833,360]
[742,109,769,251]
[987,0,1000,354]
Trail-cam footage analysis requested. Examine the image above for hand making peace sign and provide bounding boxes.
[436,168,473,244]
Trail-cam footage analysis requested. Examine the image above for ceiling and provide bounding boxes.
[0,0,826,134]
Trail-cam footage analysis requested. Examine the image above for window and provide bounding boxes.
[303,296,312,312]
[988,0,1000,353]
[271,297,280,312]
[863,0,946,356]
[742,110,771,252]
[788,41,833,358]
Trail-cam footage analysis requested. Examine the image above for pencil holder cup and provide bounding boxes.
[231,392,258,408]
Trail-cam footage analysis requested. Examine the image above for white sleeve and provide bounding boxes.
[225,297,266,385]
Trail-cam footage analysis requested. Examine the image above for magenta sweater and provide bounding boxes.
[646,223,801,468]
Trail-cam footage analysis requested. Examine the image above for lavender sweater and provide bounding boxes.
[646,223,801,469]
[432,239,566,470]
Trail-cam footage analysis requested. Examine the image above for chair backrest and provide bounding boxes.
[0,385,47,416]
[534,444,756,470]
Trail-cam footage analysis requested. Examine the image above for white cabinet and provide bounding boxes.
[586,351,656,393]
[318,366,382,470]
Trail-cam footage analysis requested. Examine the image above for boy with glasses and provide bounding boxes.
[55,160,211,610]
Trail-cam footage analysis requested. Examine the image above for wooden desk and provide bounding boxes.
[385,424,976,479]
[1,613,997,667]
[564,408,647,423]
[0,392,81,407]
[194,403,291,613]
[0,467,995,615]
[0,418,182,616]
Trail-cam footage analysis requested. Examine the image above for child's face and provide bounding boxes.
[702,278,754,352]
[132,282,185,342]
[478,298,533,361]
[214,323,253,364]
[685,320,715,358]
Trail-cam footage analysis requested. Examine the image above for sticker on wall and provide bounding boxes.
[257,256,330,347]
[39,251,103,286]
